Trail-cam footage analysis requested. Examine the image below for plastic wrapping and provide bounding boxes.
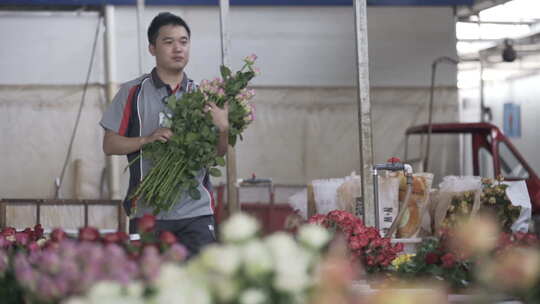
[504,181,532,232]
[376,175,400,237]
[431,176,483,234]
[311,178,346,215]
[396,173,434,238]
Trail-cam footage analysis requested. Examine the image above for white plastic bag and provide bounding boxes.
[504,181,532,232]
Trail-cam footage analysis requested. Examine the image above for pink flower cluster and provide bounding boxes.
[0,214,188,301]
[308,210,403,273]
[0,224,44,250]
[13,240,139,302]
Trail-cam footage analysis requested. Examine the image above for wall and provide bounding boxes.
[0,6,457,86]
[460,73,540,176]
[0,6,459,220]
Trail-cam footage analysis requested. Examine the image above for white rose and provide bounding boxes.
[264,233,314,293]
[153,264,211,304]
[199,245,241,276]
[125,282,144,298]
[298,224,330,251]
[221,213,260,243]
[272,249,312,293]
[239,288,267,304]
[87,281,123,301]
[154,263,186,289]
[62,297,88,304]
[242,240,273,279]
[214,278,240,302]
[265,232,298,260]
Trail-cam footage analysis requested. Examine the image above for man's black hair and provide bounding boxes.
[147,12,191,45]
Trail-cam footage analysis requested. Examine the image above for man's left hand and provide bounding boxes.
[205,102,229,133]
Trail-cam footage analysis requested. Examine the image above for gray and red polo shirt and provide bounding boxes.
[100,68,213,220]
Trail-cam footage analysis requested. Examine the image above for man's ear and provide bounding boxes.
[149,44,156,56]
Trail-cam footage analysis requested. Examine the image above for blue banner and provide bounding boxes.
[503,103,522,138]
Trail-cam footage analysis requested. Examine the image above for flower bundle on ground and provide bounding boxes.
[308,210,403,273]
[132,55,259,214]
[478,177,521,232]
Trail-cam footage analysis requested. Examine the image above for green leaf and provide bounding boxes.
[209,168,222,177]
[215,156,226,166]
[220,65,232,79]
[185,133,197,144]
[188,187,201,200]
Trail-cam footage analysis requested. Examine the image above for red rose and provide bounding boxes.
[50,228,67,242]
[103,233,120,244]
[425,252,440,264]
[441,253,456,268]
[23,228,34,240]
[308,214,327,225]
[116,231,129,242]
[34,224,44,240]
[366,256,375,266]
[138,214,156,233]
[78,227,100,242]
[131,240,142,248]
[103,231,129,244]
[350,238,362,250]
[159,231,177,246]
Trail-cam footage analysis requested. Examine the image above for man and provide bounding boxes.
[100,12,228,256]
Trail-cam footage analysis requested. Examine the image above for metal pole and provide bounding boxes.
[424,56,458,172]
[219,0,239,214]
[136,0,145,75]
[353,0,375,227]
[104,5,121,200]
[479,58,485,122]
[424,60,437,172]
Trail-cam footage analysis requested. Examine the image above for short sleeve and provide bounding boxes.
[99,84,135,135]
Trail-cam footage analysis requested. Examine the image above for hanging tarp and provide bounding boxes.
[0,0,474,7]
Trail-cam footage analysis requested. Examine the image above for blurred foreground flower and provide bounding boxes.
[449,213,500,258]
[477,246,540,293]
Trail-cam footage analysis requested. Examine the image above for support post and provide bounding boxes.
[353,0,375,227]
[219,0,239,214]
[104,5,121,200]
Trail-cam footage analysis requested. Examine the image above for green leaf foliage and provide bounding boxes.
[130,57,258,213]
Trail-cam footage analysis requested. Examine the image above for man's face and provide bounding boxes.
[149,24,190,72]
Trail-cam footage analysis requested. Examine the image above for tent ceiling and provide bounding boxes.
[0,0,474,11]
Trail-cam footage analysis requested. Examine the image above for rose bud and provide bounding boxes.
[78,227,100,242]
[50,228,67,242]
[159,231,177,246]
[103,233,120,244]
[116,231,129,242]
[138,214,156,233]
[34,224,44,240]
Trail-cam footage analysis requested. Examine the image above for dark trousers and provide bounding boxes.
[130,215,216,257]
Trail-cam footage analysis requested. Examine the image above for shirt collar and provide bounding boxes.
[150,68,189,93]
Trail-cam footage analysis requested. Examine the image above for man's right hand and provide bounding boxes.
[103,128,173,156]
[145,128,173,144]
